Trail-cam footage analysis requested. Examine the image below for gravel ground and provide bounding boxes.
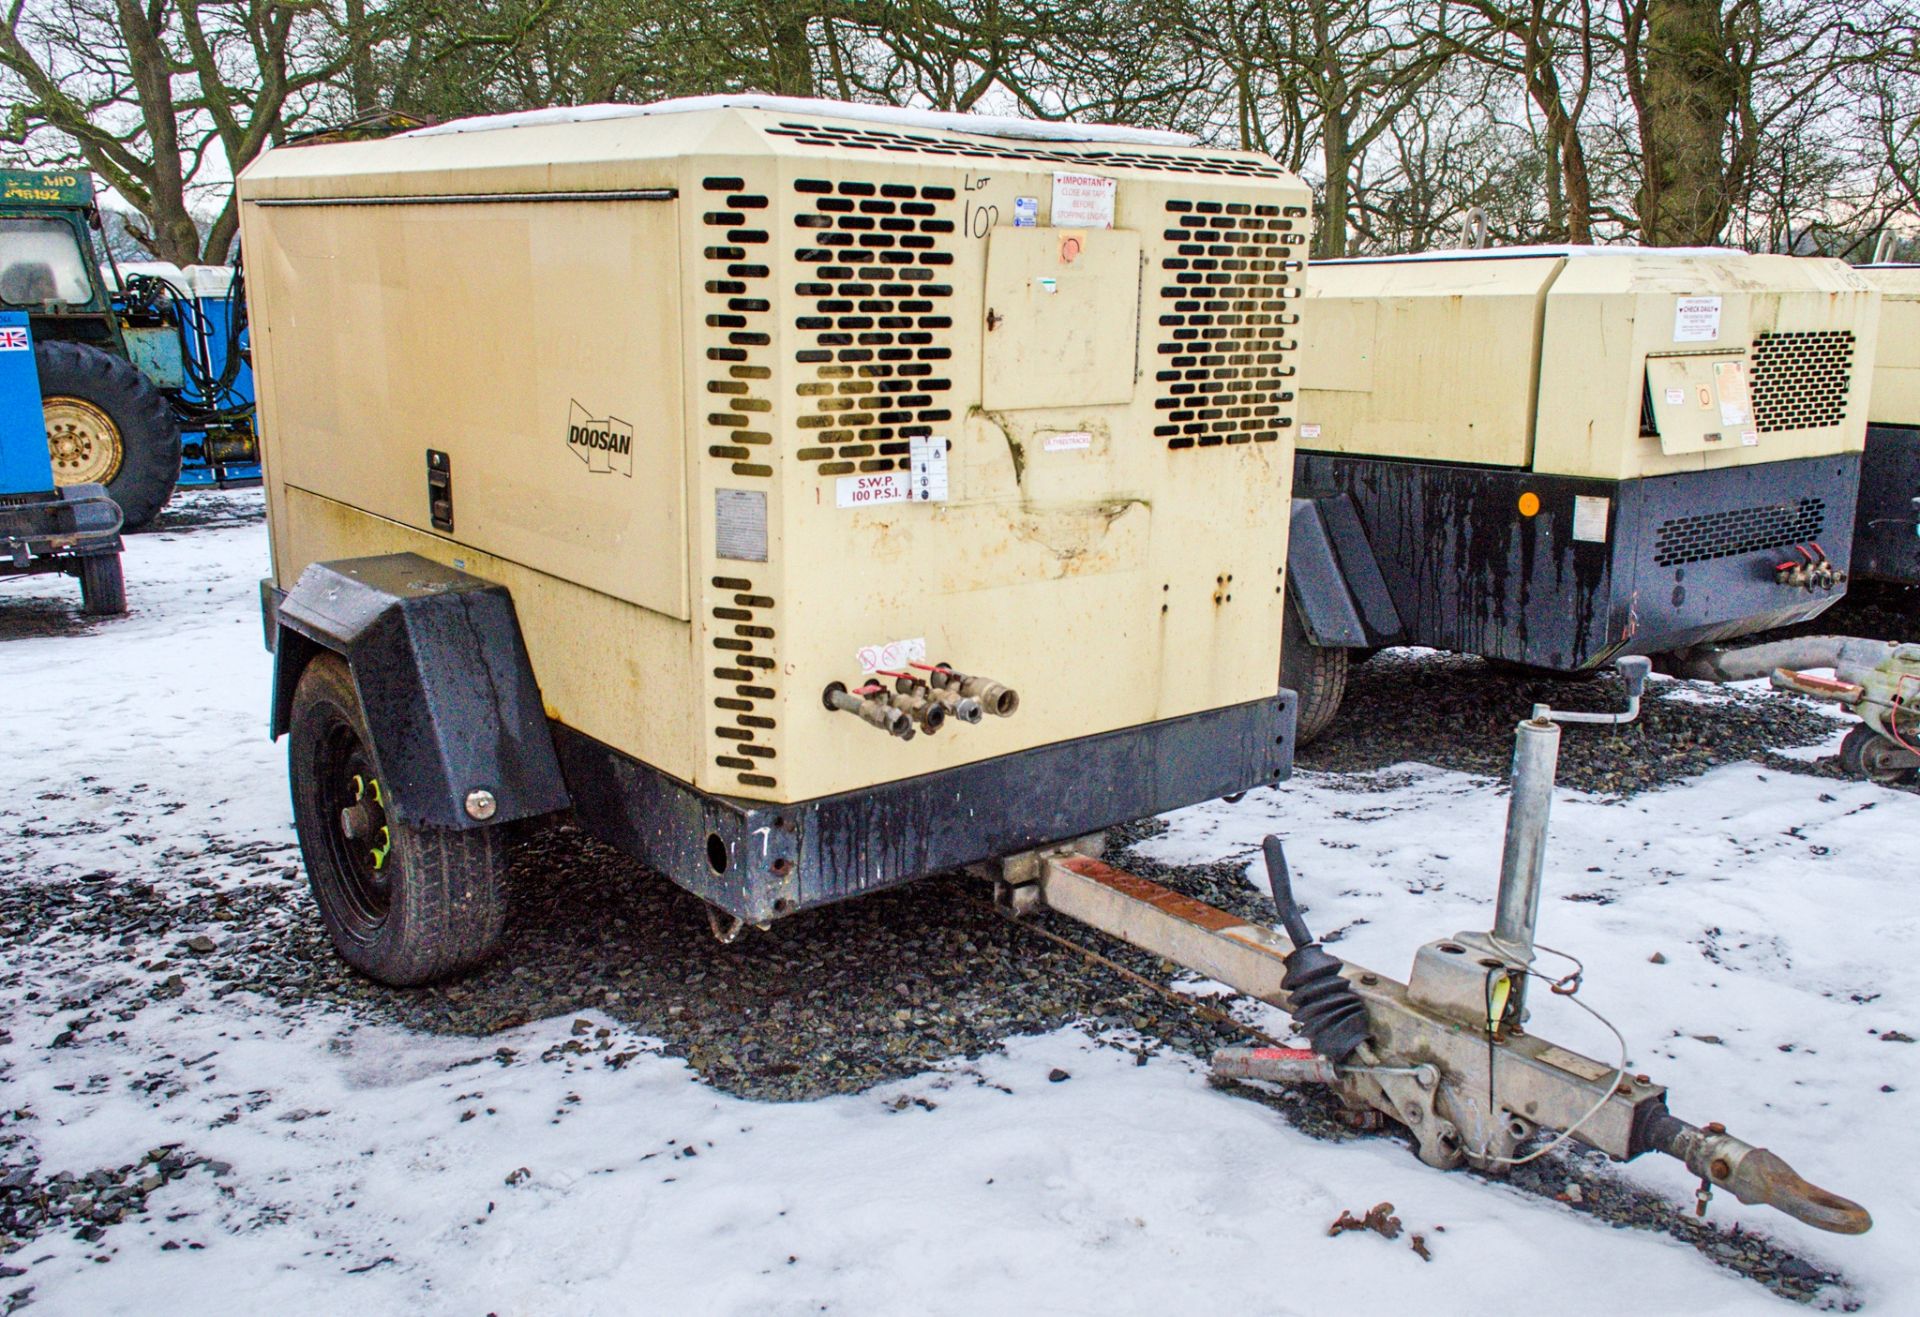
[0,493,1869,1305]
[1768,581,1920,647]
[0,810,1849,1303]
[1303,649,1846,794]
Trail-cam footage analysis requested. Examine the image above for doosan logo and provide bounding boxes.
[567,400,634,476]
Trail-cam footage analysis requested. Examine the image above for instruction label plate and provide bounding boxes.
[1537,1044,1615,1084]
[1572,495,1611,544]
[714,488,767,561]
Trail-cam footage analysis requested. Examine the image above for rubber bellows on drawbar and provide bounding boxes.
[1262,835,1370,1063]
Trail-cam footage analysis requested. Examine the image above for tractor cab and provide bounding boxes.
[0,170,120,348]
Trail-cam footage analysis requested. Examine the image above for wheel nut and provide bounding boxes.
[464,788,498,821]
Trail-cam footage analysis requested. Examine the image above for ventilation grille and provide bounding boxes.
[1653,498,1827,567]
[700,177,775,478]
[1153,199,1304,449]
[765,121,1286,179]
[710,575,778,790]
[701,177,777,790]
[792,178,957,475]
[1750,330,1854,433]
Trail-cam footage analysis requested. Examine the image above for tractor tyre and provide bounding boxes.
[1282,598,1349,747]
[77,552,127,616]
[1838,724,1919,787]
[35,340,181,531]
[289,653,506,986]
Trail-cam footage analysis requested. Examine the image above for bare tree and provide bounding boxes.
[1,0,381,263]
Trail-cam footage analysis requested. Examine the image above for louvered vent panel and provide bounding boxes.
[791,178,957,475]
[1153,199,1306,449]
[701,178,778,789]
[1750,331,1854,434]
[709,575,779,789]
[1653,499,1827,567]
[765,122,1285,179]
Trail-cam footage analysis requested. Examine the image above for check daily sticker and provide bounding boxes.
[1674,296,1722,343]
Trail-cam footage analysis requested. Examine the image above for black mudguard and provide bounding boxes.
[1287,496,1402,648]
[265,553,569,830]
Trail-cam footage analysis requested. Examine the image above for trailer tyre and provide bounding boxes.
[77,552,126,616]
[289,653,506,986]
[35,340,181,532]
[1838,724,1919,787]
[1282,599,1348,746]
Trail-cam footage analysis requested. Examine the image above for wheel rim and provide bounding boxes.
[44,397,123,486]
[1858,734,1917,785]
[316,719,395,931]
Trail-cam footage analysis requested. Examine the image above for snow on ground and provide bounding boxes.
[1,493,1916,1314]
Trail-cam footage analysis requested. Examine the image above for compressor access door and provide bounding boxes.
[250,193,690,620]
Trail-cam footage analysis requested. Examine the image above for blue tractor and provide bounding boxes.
[0,308,125,614]
[0,168,257,531]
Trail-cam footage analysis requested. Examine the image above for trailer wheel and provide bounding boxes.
[1838,725,1919,787]
[35,340,182,532]
[1282,599,1348,746]
[289,653,506,985]
[77,552,126,616]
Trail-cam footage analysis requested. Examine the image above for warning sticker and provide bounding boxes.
[910,435,949,501]
[1714,359,1751,427]
[837,471,908,508]
[715,488,767,562]
[1741,430,1759,447]
[857,636,926,675]
[1043,430,1093,452]
[1050,172,1116,229]
[1572,495,1611,544]
[1673,296,1722,343]
[1299,423,1322,440]
[1014,195,1038,227]
[1664,387,1685,407]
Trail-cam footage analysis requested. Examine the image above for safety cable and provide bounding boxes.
[1472,941,1631,1167]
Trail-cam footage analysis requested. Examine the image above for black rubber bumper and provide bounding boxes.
[0,482,122,577]
[556,691,1298,925]
[1295,451,1861,669]
[1852,425,1920,586]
